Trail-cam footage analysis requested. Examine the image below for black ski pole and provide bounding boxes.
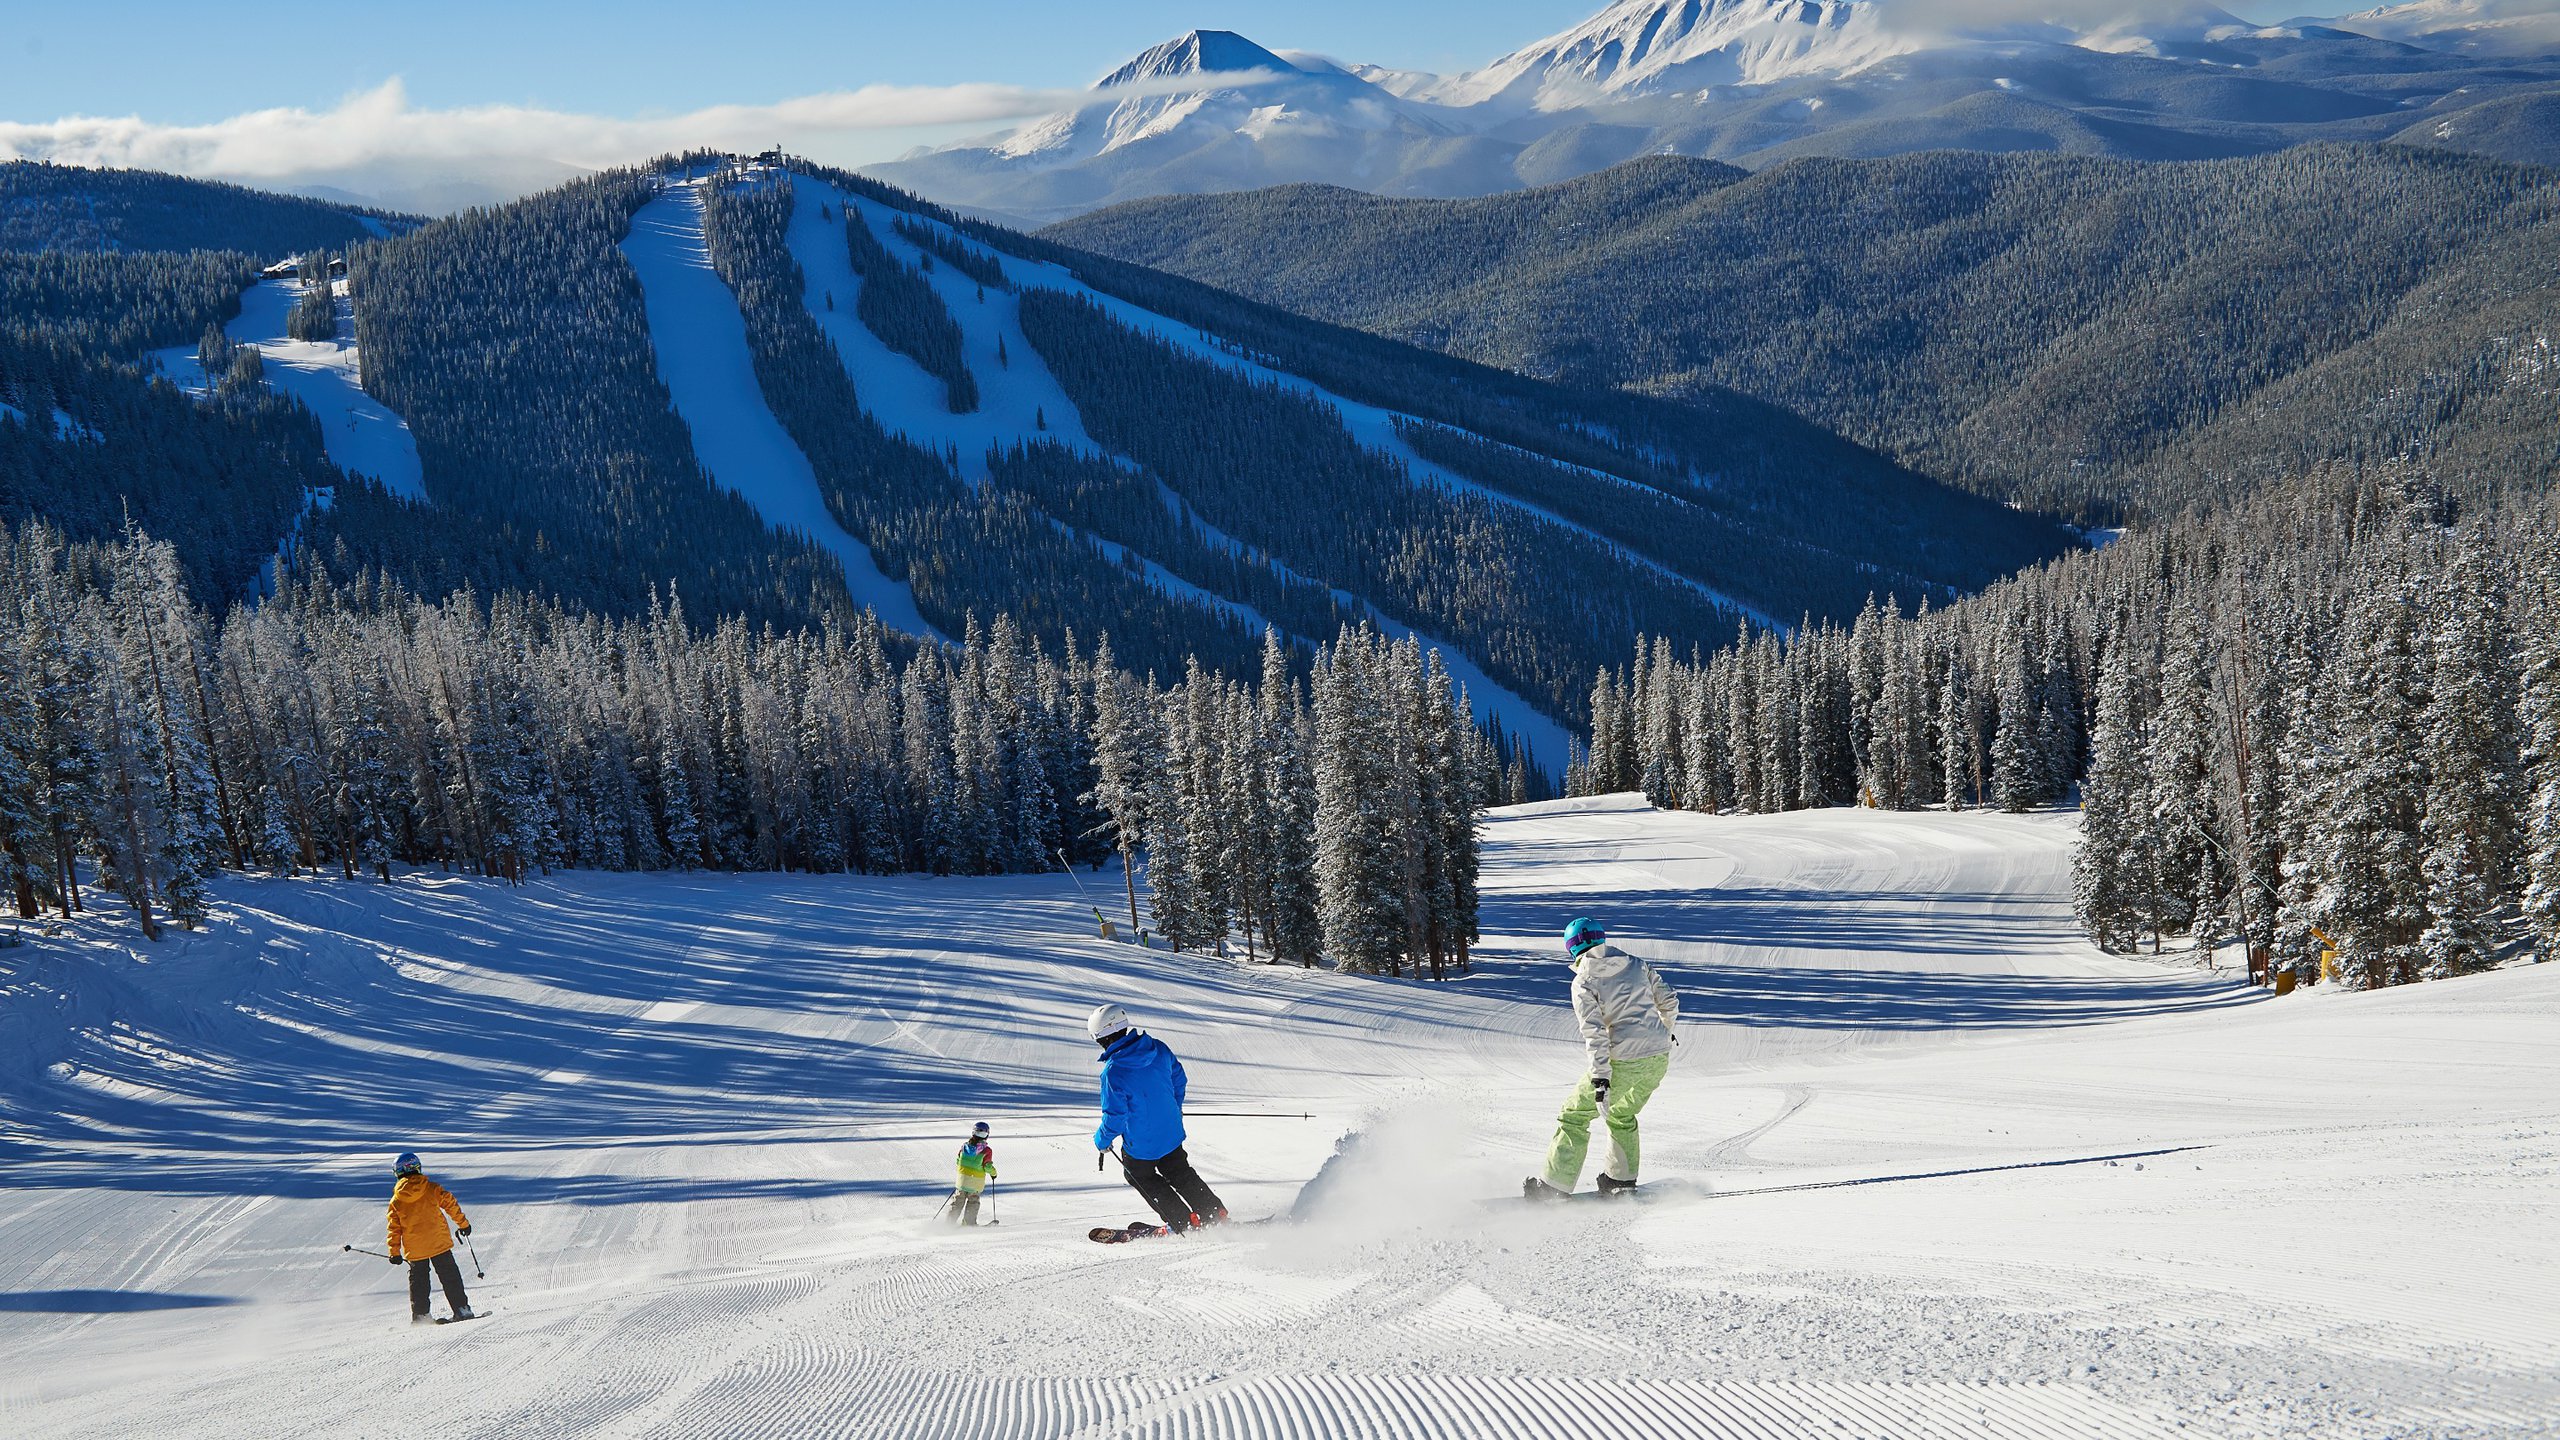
[343,1243,394,1260]
[464,1235,485,1279]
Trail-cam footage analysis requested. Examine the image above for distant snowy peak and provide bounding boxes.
[1097,30,1298,87]
[1446,0,1912,106]
[2334,0,2560,55]
[992,29,1439,165]
[1441,0,2270,107]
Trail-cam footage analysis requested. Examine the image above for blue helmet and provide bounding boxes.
[971,1122,990,1138]
[1564,918,1607,959]
[394,1151,423,1176]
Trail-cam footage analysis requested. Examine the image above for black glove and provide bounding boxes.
[389,1253,403,1266]
[1591,1077,1611,1104]
[458,1225,472,1238]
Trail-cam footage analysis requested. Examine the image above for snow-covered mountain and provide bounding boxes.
[2333,0,2560,54]
[870,3,2560,221]
[871,30,1510,225]
[1428,0,1916,106]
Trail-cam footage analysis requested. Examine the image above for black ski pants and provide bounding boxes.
[408,1250,470,1316]
[1120,1145,1225,1230]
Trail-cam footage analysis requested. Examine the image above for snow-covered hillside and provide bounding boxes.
[787,174,1600,767]
[621,175,942,641]
[4,799,2551,1438]
[148,276,425,502]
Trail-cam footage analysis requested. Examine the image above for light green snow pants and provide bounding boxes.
[1543,1052,1671,1190]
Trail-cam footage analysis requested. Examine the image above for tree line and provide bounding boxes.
[0,160,397,257]
[1570,466,2560,987]
[0,516,1488,977]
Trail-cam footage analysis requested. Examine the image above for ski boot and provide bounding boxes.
[448,1306,478,1322]
[1522,1177,1569,1203]
[1594,1173,1639,1198]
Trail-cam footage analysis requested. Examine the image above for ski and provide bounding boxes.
[1087,1222,1172,1244]
[435,1311,491,1325]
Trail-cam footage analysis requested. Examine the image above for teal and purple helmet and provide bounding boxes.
[1564,918,1607,959]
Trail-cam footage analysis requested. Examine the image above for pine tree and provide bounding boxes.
[2522,555,2560,963]
[2317,579,2431,987]
[2075,632,2153,952]
[2417,553,2519,978]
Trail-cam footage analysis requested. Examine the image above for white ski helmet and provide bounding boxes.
[1085,1003,1131,1043]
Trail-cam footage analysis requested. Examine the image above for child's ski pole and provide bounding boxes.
[464,1235,485,1279]
[342,1243,394,1260]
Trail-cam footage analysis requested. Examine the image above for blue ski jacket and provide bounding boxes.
[1095,1030,1188,1162]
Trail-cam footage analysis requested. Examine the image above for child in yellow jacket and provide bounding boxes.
[948,1122,996,1226]
[386,1151,476,1323]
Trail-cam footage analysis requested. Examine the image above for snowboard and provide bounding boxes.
[1087,1222,1172,1244]
[1519,1177,1650,1204]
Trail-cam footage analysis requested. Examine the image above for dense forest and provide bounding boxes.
[1048,145,2560,523]
[0,518,1487,975]
[1017,286,1751,720]
[0,246,340,606]
[1570,467,2560,988]
[0,160,404,255]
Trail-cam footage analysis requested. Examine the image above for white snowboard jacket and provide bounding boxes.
[1571,944,1679,1080]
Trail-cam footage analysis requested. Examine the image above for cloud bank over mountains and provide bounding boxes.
[0,73,1280,213]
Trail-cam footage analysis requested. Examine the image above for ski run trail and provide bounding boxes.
[623,179,943,643]
[147,276,425,504]
[2,797,2554,1439]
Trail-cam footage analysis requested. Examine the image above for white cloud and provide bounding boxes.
[0,73,1270,211]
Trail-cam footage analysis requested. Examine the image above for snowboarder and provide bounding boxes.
[386,1151,477,1324]
[1526,918,1679,1201]
[1088,1004,1228,1232]
[947,1121,997,1226]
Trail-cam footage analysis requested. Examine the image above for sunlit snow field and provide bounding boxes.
[1,798,2553,1438]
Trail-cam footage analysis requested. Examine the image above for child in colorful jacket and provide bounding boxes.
[386,1151,477,1323]
[949,1122,997,1226]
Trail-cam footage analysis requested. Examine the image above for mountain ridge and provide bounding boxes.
[1044,143,2560,521]
[868,1,2560,222]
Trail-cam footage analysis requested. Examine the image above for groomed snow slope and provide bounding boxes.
[2,799,2553,1438]
[621,180,942,643]
[148,278,426,502]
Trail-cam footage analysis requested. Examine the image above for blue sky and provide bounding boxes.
[11,2,1601,127]
[13,0,2306,130]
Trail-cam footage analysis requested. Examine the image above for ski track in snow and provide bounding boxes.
[146,279,426,502]
[799,183,1572,771]
[621,179,943,643]
[4,798,2556,1439]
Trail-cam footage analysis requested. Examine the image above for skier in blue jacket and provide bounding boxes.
[1088,1004,1228,1231]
